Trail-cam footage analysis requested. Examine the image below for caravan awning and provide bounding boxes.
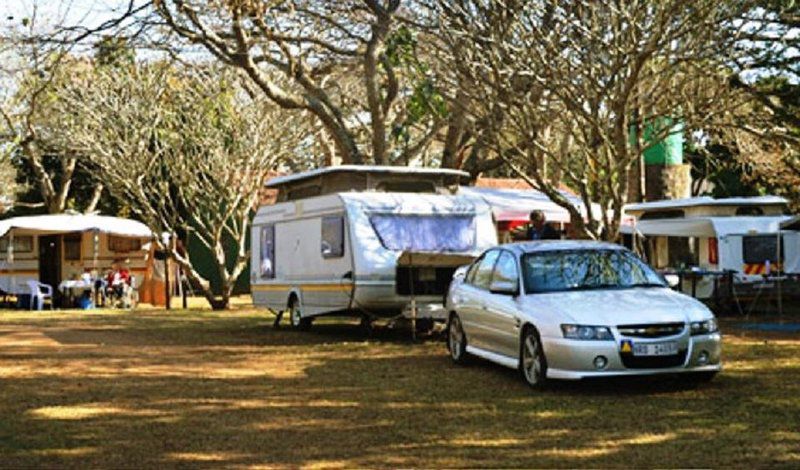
[459,186,594,224]
[781,216,800,231]
[0,214,153,239]
[624,216,794,238]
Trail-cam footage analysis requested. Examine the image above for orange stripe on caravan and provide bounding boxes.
[251,284,352,293]
[0,270,39,274]
[743,264,767,275]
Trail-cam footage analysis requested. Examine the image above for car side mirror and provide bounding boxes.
[664,274,680,288]
[453,265,468,280]
[490,279,518,296]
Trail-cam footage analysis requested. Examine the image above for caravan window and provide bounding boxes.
[321,216,345,258]
[260,225,275,279]
[0,235,33,253]
[109,236,142,253]
[743,235,784,264]
[64,234,82,261]
[369,214,476,252]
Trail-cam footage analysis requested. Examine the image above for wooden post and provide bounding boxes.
[409,253,416,341]
[181,266,188,309]
[164,235,171,311]
[8,230,15,306]
[777,230,783,316]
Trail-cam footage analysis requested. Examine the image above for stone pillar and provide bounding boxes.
[645,164,692,201]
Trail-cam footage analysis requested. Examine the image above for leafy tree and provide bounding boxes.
[53,62,306,309]
[437,0,752,240]
[0,2,147,216]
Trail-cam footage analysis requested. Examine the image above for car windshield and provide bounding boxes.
[521,249,666,293]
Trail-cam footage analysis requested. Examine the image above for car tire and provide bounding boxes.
[520,326,548,389]
[288,298,312,331]
[447,313,470,364]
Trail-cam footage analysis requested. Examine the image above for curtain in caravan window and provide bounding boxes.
[321,216,345,258]
[260,225,275,279]
[369,214,476,252]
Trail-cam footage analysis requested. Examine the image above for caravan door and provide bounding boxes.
[39,235,61,289]
[278,213,354,314]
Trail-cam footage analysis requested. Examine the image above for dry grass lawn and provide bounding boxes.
[1,303,799,468]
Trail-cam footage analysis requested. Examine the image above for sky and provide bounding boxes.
[1,0,123,32]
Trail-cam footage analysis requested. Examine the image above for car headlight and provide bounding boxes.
[690,318,718,336]
[561,324,614,341]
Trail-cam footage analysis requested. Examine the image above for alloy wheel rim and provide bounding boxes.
[523,335,541,384]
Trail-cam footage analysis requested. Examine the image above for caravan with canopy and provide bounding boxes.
[0,214,161,307]
[624,196,798,298]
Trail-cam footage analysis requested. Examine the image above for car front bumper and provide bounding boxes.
[542,333,722,380]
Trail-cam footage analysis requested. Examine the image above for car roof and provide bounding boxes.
[494,240,626,255]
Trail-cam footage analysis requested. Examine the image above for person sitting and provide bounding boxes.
[106,263,132,306]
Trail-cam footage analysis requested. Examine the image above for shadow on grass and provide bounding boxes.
[0,312,799,468]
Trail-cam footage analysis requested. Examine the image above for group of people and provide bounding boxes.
[78,261,133,308]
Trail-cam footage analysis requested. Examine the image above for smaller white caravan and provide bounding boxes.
[250,166,497,328]
[624,196,798,298]
[0,214,155,306]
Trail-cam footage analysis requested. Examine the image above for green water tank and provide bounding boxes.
[630,118,684,166]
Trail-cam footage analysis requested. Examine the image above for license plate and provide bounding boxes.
[631,341,678,356]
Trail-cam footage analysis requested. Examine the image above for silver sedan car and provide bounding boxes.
[446,241,722,388]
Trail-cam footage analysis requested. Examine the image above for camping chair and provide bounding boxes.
[123,277,139,309]
[24,280,53,311]
[108,278,138,309]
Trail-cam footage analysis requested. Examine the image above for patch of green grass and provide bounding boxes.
[0,305,799,468]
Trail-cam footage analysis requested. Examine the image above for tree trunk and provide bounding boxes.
[85,183,104,213]
[171,249,231,310]
[441,96,467,169]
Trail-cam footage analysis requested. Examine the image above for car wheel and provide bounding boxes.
[288,298,312,331]
[520,327,548,388]
[447,313,469,364]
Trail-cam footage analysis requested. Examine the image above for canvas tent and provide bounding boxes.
[0,214,164,305]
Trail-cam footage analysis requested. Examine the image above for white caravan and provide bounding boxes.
[250,166,497,328]
[0,214,155,307]
[624,196,798,298]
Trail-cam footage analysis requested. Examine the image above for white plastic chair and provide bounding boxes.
[123,277,139,309]
[24,280,53,311]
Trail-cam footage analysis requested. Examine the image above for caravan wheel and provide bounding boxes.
[288,298,312,331]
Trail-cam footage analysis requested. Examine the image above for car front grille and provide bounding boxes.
[617,322,685,338]
[620,349,688,369]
